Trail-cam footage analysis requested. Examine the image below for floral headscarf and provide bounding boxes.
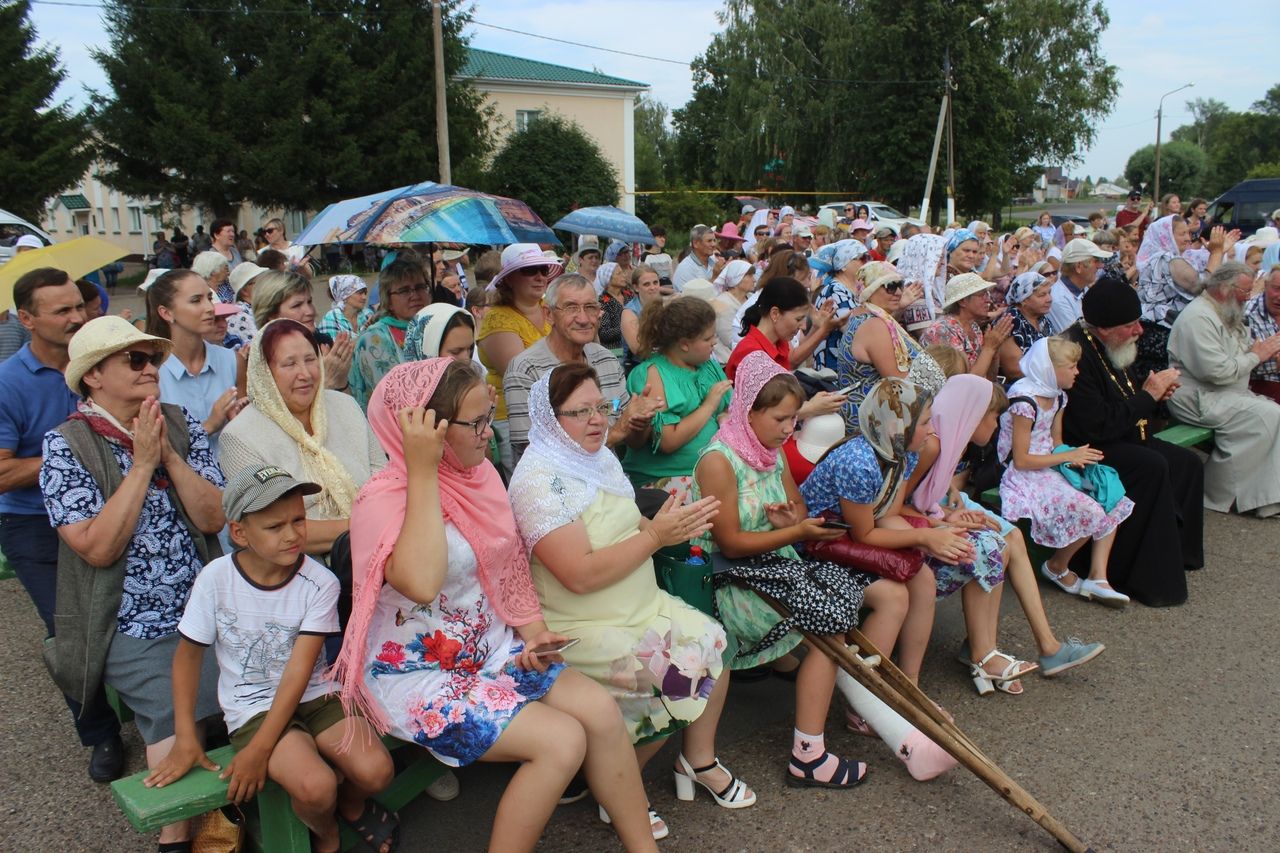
[1136,214,1180,273]
[897,234,948,328]
[946,229,979,257]
[403,303,472,361]
[1007,271,1046,306]
[327,274,367,311]
[711,350,791,472]
[247,319,358,518]
[508,369,636,550]
[858,377,932,517]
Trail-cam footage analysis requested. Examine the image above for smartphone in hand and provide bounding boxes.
[530,638,581,658]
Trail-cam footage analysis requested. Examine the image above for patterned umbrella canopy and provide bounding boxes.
[552,205,654,244]
[294,182,558,247]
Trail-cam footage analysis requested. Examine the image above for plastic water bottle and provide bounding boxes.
[686,545,706,566]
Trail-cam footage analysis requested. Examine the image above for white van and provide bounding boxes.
[0,208,54,266]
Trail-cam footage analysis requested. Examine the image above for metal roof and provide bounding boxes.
[459,48,646,90]
[58,194,90,211]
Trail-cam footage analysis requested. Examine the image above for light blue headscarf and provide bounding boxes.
[809,239,868,287]
[946,229,979,258]
[1262,242,1280,275]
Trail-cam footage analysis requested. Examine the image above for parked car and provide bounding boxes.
[819,201,923,233]
[1049,214,1091,228]
[0,208,53,266]
[1205,179,1280,238]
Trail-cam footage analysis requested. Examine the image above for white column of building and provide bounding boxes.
[621,94,636,214]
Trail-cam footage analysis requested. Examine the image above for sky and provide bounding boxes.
[25,0,1277,188]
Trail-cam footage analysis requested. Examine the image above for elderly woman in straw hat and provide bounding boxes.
[476,243,565,475]
[918,273,1014,379]
[252,269,354,392]
[40,315,225,849]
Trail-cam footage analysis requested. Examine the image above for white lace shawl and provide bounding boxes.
[508,372,635,550]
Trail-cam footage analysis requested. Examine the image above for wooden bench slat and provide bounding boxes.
[111,745,239,832]
[1153,423,1214,448]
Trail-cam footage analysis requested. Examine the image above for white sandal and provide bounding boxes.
[673,753,757,808]
[598,803,669,840]
[968,649,1038,696]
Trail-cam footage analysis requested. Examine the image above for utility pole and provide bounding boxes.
[1153,83,1193,205]
[432,0,451,184]
[919,56,949,227]
[944,47,956,227]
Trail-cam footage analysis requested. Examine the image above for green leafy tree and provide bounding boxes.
[640,190,724,248]
[0,1,92,220]
[1252,84,1280,116]
[1203,111,1280,195]
[483,113,618,226]
[674,0,1117,220]
[90,0,491,217]
[1169,97,1231,149]
[634,94,674,190]
[1123,141,1207,199]
[1246,161,1280,180]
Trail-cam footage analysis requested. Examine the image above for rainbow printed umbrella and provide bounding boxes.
[294,182,558,247]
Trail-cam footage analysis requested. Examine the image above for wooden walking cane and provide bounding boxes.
[757,592,1093,853]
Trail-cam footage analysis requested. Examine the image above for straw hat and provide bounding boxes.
[486,243,565,292]
[65,315,172,394]
[681,278,717,302]
[942,272,994,309]
[229,262,268,297]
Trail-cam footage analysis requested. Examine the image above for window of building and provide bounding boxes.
[110,208,121,233]
[287,210,307,235]
[515,109,542,132]
[95,207,104,233]
[128,207,143,233]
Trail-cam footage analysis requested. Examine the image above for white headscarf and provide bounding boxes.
[1008,337,1059,399]
[594,261,619,296]
[328,274,367,310]
[508,370,635,550]
[714,259,754,291]
[742,208,771,252]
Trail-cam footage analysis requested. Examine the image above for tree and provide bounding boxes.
[0,1,92,221]
[1203,111,1280,196]
[639,190,724,248]
[1252,83,1280,116]
[634,94,674,190]
[1169,97,1230,149]
[483,113,618,226]
[1123,141,1207,199]
[90,0,492,217]
[1247,161,1280,180]
[673,0,1118,219]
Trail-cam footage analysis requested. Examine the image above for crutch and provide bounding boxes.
[757,591,1093,853]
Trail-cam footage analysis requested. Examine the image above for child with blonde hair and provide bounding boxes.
[998,337,1134,607]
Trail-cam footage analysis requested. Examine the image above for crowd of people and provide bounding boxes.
[2,194,1279,851]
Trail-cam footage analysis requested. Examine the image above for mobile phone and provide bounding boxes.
[820,519,852,530]
[833,385,857,396]
[530,637,581,658]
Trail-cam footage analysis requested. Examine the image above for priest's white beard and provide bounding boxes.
[1210,293,1247,336]
[1106,341,1138,369]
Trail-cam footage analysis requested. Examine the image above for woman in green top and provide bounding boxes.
[348,259,429,410]
[623,297,733,503]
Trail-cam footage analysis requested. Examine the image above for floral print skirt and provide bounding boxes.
[927,527,1008,598]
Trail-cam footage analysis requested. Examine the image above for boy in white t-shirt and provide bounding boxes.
[146,466,397,853]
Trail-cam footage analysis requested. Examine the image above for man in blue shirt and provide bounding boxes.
[0,267,124,781]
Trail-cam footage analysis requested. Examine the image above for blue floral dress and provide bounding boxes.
[800,436,1006,598]
[363,522,561,767]
[40,411,225,638]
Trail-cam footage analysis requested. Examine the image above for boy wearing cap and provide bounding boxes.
[148,466,397,853]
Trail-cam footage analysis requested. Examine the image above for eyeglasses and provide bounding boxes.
[119,349,166,371]
[555,401,612,422]
[553,302,603,317]
[388,283,431,298]
[450,406,495,437]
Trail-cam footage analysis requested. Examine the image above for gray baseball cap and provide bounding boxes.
[222,465,321,522]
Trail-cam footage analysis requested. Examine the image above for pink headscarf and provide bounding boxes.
[911,374,993,517]
[711,350,790,471]
[1136,214,1180,273]
[333,358,542,738]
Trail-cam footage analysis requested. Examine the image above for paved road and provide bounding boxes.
[3,509,1277,852]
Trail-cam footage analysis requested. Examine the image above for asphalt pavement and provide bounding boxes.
[2,506,1277,852]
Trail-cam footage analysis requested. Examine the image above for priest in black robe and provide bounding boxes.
[1060,277,1203,606]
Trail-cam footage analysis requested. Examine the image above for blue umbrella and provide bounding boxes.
[294,182,559,247]
[553,206,655,245]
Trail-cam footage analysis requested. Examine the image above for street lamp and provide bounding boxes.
[1153,82,1193,204]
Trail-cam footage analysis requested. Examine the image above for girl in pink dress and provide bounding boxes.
[997,337,1134,608]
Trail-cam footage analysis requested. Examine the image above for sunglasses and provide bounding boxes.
[518,265,556,277]
[883,281,905,294]
[264,226,279,234]
[119,349,166,371]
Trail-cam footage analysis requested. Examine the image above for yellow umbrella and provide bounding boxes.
[0,237,130,312]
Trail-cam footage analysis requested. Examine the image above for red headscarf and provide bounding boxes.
[333,358,542,738]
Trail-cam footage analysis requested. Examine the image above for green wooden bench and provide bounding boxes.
[111,736,447,852]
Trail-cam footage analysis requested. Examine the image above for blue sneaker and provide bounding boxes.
[1039,637,1105,677]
